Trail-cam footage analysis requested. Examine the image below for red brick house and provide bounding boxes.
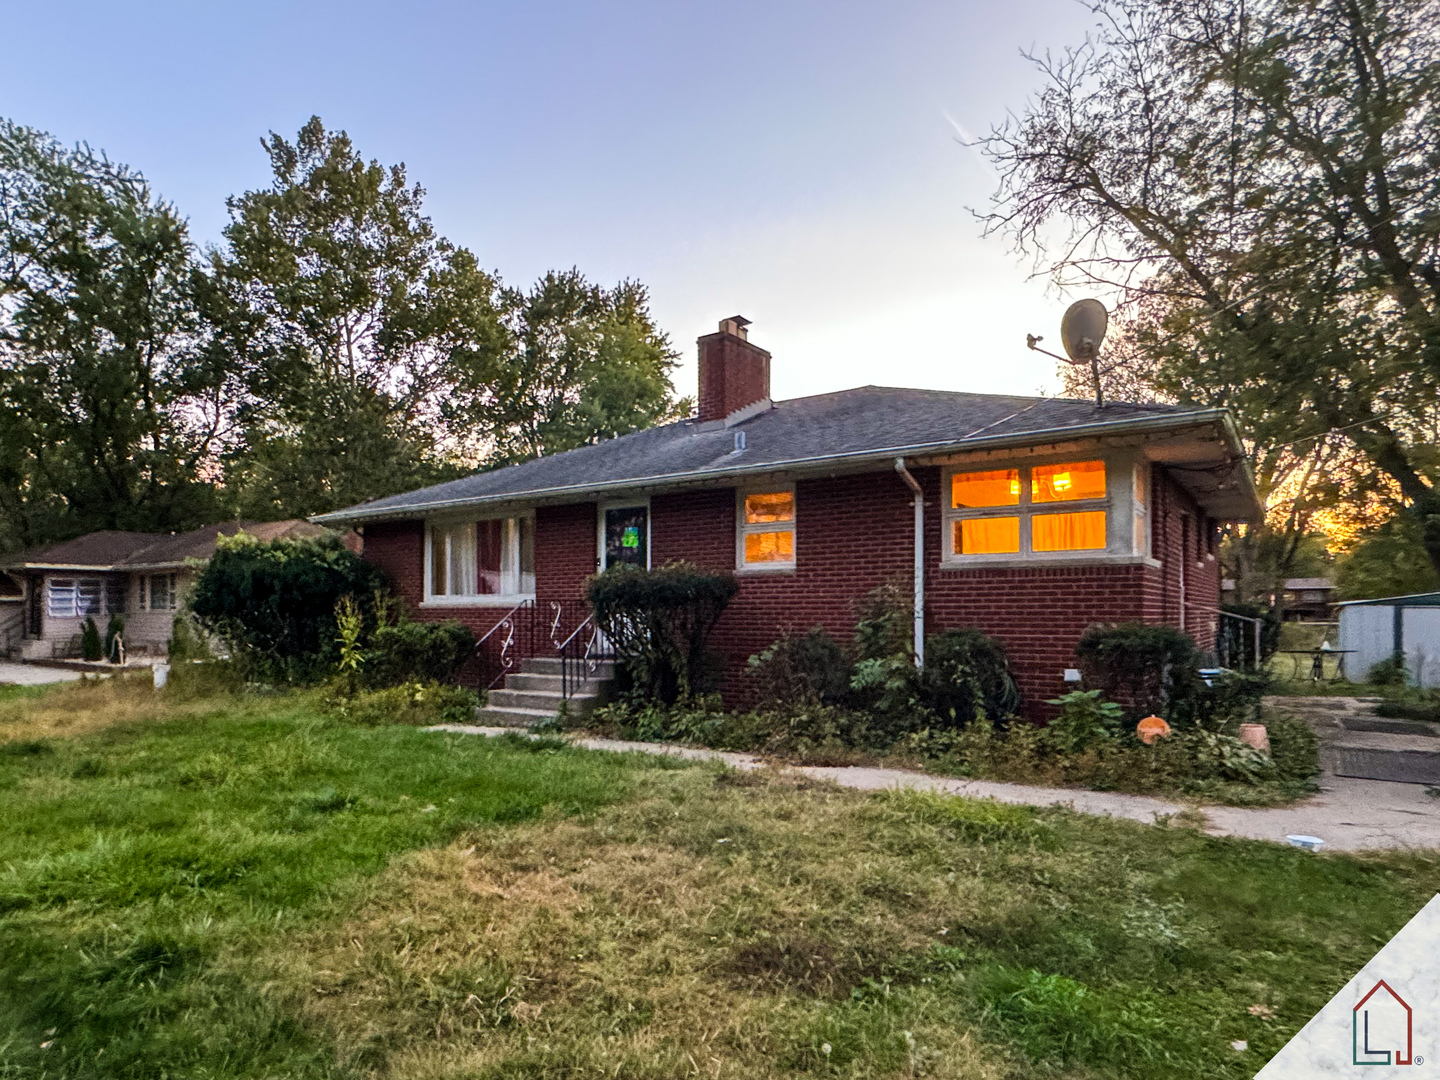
[314,317,1260,716]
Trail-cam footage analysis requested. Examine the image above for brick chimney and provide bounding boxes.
[697,316,771,422]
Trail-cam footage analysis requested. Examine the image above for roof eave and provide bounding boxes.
[313,408,1258,526]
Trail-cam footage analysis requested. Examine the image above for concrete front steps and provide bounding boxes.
[474,655,614,728]
[1267,695,1440,785]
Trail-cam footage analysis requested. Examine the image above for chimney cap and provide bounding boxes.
[718,315,751,340]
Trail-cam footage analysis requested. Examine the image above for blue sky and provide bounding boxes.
[2,1,1101,402]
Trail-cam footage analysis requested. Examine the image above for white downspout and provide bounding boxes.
[894,458,925,670]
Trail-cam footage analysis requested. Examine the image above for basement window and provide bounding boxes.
[425,516,535,604]
[943,457,1148,563]
[737,488,795,570]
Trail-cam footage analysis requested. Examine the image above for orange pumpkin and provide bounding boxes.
[1136,715,1172,745]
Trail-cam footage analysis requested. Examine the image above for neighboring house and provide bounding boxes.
[315,317,1261,715]
[2,520,330,661]
[1221,577,1338,621]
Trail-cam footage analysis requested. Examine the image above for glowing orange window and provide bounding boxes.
[745,530,795,563]
[1032,510,1107,552]
[1032,460,1106,503]
[952,469,1020,508]
[740,490,796,567]
[744,491,794,523]
[954,516,1021,555]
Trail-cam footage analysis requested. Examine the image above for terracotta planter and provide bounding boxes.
[1238,723,1270,755]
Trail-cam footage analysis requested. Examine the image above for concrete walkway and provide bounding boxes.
[0,662,84,686]
[428,725,1440,853]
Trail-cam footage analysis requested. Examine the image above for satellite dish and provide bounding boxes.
[1060,299,1108,363]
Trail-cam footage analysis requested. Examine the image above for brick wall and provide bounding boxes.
[360,462,1222,714]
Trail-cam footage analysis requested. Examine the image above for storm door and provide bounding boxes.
[602,506,649,570]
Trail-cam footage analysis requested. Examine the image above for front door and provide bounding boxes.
[603,506,649,570]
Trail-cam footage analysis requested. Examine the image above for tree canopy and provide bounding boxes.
[980,0,1440,589]
[0,116,687,552]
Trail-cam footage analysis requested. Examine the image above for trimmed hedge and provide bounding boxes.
[587,561,739,705]
[1074,622,1201,720]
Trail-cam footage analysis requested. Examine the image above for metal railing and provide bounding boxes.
[1217,610,1266,671]
[557,615,615,701]
[0,606,21,657]
[474,599,539,691]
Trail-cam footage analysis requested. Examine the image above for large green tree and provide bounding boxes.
[982,0,1440,583]
[447,269,687,465]
[215,117,687,514]
[0,120,231,552]
[213,117,501,518]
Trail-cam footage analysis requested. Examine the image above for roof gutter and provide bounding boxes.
[313,408,1254,526]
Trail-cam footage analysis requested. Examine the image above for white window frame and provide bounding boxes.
[735,485,797,572]
[941,453,1152,567]
[422,514,536,607]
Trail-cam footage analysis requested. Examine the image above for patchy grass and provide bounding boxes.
[1,679,1437,1078]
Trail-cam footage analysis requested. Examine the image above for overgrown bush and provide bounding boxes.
[364,619,475,688]
[167,614,211,661]
[80,617,102,661]
[1042,690,1124,754]
[587,562,738,705]
[1267,715,1320,783]
[922,628,1020,727]
[847,583,926,736]
[853,581,914,662]
[1367,655,1408,686]
[189,533,383,682]
[1185,669,1271,728]
[1074,622,1202,719]
[746,628,851,706]
[323,680,479,726]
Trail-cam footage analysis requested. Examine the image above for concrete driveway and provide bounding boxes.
[0,662,84,686]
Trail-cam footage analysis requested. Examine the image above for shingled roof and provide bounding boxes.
[312,385,1261,525]
[3,520,330,571]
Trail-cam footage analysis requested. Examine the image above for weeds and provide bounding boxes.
[0,679,1432,1078]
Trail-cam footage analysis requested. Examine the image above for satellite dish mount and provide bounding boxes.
[1027,299,1110,407]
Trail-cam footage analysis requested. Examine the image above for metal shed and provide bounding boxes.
[1337,591,1440,687]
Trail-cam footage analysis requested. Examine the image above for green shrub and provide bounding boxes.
[1267,715,1320,782]
[746,629,851,706]
[364,619,476,689]
[189,533,383,682]
[853,581,913,661]
[167,614,210,661]
[587,561,738,705]
[1189,669,1271,727]
[325,680,479,726]
[1043,690,1124,754]
[921,628,1020,726]
[1074,622,1202,720]
[80,617,102,661]
[1367,655,1408,686]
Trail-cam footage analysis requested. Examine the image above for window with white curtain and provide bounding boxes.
[426,516,535,603]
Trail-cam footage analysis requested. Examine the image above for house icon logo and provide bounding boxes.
[1354,980,1414,1065]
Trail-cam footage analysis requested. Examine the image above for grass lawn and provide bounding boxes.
[2,677,1438,1078]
